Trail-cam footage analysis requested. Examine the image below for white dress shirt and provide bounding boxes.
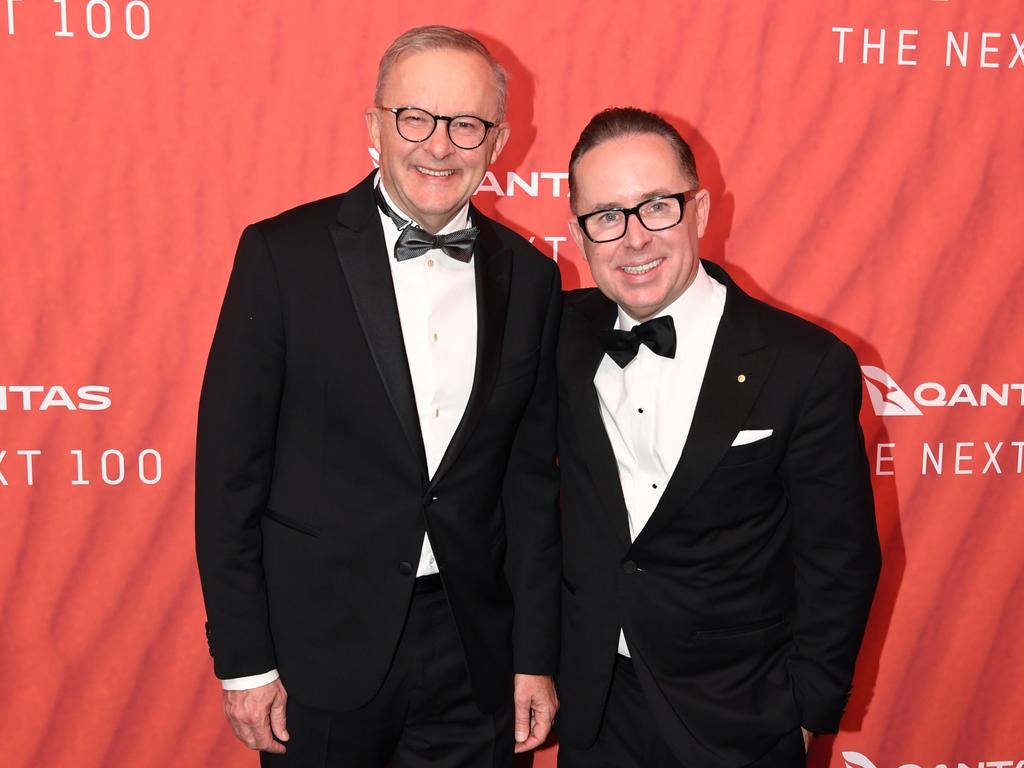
[222,177,477,690]
[378,181,477,575]
[593,263,726,657]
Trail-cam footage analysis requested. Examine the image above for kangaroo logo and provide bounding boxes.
[861,366,923,416]
[842,752,879,768]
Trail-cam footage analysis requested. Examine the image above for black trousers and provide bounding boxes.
[261,579,513,768]
[557,655,805,768]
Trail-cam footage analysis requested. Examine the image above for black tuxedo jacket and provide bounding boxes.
[556,261,880,767]
[196,172,561,713]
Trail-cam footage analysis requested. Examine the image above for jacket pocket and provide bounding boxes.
[263,507,321,538]
[716,435,776,468]
[692,616,785,640]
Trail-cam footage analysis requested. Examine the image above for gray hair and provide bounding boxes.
[374,25,508,120]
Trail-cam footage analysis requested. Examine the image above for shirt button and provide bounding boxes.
[426,258,435,268]
[652,483,658,489]
[638,408,644,414]
[434,408,440,418]
[432,332,438,342]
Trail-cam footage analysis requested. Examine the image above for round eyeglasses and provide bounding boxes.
[577,191,700,243]
[381,106,497,150]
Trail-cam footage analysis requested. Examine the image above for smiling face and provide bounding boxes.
[366,48,509,233]
[568,132,710,322]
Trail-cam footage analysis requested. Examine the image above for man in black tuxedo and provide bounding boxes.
[195,26,560,767]
[555,108,881,767]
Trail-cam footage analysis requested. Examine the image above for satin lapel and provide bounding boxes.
[632,263,776,549]
[565,292,632,548]
[427,209,511,492]
[328,174,428,480]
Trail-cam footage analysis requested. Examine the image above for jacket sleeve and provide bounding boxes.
[195,224,283,679]
[502,261,563,676]
[781,339,881,733]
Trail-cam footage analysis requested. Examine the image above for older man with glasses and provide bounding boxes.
[196,25,561,767]
[554,107,881,768]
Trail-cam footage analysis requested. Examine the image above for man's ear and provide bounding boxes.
[695,189,711,239]
[567,218,589,262]
[488,123,511,165]
[365,108,382,154]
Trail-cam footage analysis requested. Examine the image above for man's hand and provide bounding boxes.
[801,727,813,753]
[223,679,289,754]
[512,673,558,753]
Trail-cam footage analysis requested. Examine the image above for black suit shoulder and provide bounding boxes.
[706,256,858,375]
[474,209,559,284]
[232,193,348,281]
[722,296,864,441]
[475,210,530,250]
[562,287,599,307]
[256,193,345,232]
[749,296,852,357]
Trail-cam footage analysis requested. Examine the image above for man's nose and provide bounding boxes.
[425,120,457,158]
[622,212,653,249]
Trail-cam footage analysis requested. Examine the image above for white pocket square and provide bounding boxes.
[731,429,773,447]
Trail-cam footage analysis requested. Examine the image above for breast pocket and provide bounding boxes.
[717,433,776,467]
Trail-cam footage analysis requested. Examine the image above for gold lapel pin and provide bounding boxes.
[737,374,747,383]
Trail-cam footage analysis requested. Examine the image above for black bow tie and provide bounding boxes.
[598,315,677,368]
[375,184,478,263]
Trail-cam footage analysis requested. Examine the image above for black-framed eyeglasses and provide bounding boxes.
[381,106,497,150]
[577,191,700,243]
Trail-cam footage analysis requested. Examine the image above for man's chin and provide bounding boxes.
[409,198,471,227]
[612,290,668,320]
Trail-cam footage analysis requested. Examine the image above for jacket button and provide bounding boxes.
[622,560,638,575]
[398,562,413,576]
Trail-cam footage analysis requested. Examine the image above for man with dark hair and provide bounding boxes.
[196,25,560,767]
[555,107,880,767]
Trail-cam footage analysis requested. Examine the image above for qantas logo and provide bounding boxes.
[0,385,111,411]
[366,148,569,198]
[843,753,878,768]
[861,366,923,416]
[861,367,1024,416]
[842,750,1024,768]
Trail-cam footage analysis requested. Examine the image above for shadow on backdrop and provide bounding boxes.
[470,31,581,291]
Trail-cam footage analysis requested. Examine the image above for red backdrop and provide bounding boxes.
[2,2,1021,767]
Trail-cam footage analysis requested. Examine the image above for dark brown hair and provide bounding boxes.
[568,107,699,208]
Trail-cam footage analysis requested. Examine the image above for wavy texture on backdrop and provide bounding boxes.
[1,2,1021,767]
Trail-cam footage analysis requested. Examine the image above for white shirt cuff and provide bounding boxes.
[220,669,280,691]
